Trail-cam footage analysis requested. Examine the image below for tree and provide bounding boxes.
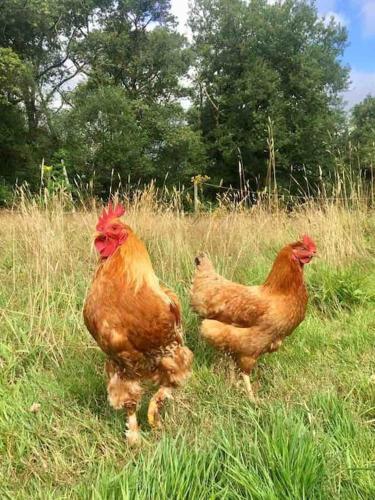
[57,0,206,191]
[0,0,98,152]
[350,96,375,173]
[57,86,206,192]
[189,0,349,191]
[0,48,33,184]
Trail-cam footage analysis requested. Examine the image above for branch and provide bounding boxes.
[45,64,85,101]
[36,29,77,80]
[56,88,73,108]
[202,84,219,113]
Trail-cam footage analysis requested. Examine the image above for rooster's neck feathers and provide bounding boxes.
[100,230,159,292]
[119,232,159,291]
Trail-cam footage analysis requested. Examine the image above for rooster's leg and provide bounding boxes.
[125,408,141,446]
[241,373,256,403]
[147,386,173,429]
[106,371,143,446]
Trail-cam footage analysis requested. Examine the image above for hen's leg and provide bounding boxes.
[147,386,173,429]
[241,373,256,402]
[268,339,282,353]
[107,371,143,446]
[238,356,257,403]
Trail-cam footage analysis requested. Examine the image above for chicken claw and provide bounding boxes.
[126,412,141,446]
[241,373,257,403]
[147,399,162,429]
[147,387,173,429]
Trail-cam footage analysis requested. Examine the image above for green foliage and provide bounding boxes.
[350,96,375,172]
[309,264,374,314]
[0,0,96,184]
[189,0,349,189]
[0,179,13,205]
[58,86,206,192]
[0,47,30,101]
[53,0,206,191]
[0,102,34,183]
[0,0,371,197]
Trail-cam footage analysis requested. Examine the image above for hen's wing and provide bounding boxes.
[191,254,268,326]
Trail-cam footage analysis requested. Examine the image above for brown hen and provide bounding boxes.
[191,236,317,400]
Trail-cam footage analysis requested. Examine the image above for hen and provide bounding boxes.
[191,235,317,400]
[83,203,193,445]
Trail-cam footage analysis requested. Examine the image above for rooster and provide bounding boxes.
[191,235,317,401]
[83,203,193,445]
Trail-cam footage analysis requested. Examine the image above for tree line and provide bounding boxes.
[0,0,374,199]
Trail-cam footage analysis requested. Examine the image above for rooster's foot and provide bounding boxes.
[126,411,141,446]
[147,387,173,429]
[126,429,141,447]
[147,399,163,429]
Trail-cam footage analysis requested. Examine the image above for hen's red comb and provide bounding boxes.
[301,234,317,253]
[96,202,125,231]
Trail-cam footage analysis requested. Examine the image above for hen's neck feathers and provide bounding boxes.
[263,246,305,294]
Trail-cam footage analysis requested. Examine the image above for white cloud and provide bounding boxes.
[315,0,348,27]
[349,0,375,37]
[343,69,375,108]
[323,10,349,27]
[362,1,375,37]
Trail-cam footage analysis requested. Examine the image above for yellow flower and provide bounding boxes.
[191,174,210,186]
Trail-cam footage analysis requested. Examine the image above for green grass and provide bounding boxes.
[0,202,374,499]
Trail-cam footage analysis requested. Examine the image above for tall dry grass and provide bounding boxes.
[0,186,374,498]
[0,185,372,350]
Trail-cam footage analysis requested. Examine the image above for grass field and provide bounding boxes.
[0,193,374,499]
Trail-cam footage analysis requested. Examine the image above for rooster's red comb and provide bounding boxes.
[96,202,125,231]
[300,234,317,253]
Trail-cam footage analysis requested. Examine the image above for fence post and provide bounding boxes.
[193,179,199,212]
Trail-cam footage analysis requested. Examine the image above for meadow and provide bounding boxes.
[0,188,374,499]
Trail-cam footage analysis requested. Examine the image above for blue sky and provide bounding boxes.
[171,0,375,108]
[317,0,375,106]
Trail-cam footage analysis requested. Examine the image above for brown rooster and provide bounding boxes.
[191,235,317,401]
[83,203,193,445]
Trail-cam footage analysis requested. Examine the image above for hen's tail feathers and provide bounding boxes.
[201,319,249,352]
[194,252,214,272]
